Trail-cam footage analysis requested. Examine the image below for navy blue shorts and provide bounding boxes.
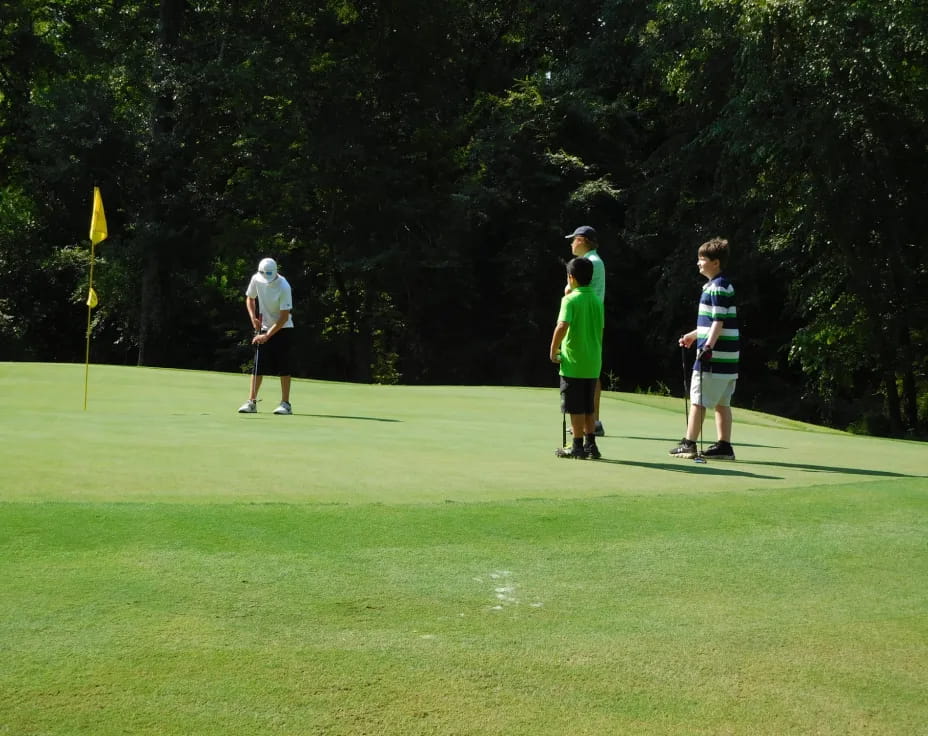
[560,376,596,415]
[256,328,293,376]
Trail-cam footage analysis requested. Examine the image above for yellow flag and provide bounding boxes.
[89,187,108,245]
[87,287,98,308]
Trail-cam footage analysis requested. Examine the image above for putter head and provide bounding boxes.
[693,455,708,464]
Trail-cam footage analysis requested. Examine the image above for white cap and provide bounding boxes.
[256,257,278,283]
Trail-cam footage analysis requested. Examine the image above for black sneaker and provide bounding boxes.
[702,441,736,460]
[583,443,602,460]
[555,446,588,459]
[669,438,697,459]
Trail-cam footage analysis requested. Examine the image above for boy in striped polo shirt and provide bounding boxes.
[670,237,740,460]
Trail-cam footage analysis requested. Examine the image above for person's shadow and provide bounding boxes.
[621,435,785,450]
[292,413,401,423]
[743,460,924,478]
[601,436,925,479]
[595,458,783,479]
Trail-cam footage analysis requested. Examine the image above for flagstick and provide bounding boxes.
[83,241,95,410]
[84,186,108,409]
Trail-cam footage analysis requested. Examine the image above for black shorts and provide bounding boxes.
[560,376,596,415]
[256,328,293,376]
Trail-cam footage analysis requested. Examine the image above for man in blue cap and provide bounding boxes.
[564,226,606,436]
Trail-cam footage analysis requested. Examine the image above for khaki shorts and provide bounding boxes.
[690,371,736,409]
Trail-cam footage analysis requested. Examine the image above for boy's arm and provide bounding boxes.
[550,321,569,362]
[679,321,722,350]
[704,320,724,349]
[254,309,290,344]
[678,329,697,348]
[246,296,261,332]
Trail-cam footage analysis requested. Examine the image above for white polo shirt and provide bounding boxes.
[246,274,294,330]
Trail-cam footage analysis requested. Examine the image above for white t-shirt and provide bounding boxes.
[246,274,294,329]
[584,250,605,303]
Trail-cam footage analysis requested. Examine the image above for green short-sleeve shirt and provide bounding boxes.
[557,286,604,378]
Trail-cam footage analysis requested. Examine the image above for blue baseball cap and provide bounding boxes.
[565,225,597,241]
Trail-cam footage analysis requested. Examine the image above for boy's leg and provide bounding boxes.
[583,414,596,436]
[701,404,735,459]
[715,404,732,443]
[271,337,292,412]
[582,413,601,459]
[700,378,736,459]
[239,372,261,412]
[593,379,606,436]
[556,379,596,458]
[686,403,706,441]
[670,402,703,457]
[581,380,601,458]
[268,330,293,406]
[569,413,586,438]
[273,374,293,414]
[553,412,589,458]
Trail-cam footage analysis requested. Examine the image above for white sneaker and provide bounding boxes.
[238,399,257,413]
[273,401,292,415]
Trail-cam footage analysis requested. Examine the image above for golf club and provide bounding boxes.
[680,344,689,431]
[694,346,707,464]
[250,327,266,403]
[561,387,567,449]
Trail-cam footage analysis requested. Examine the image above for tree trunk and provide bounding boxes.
[899,324,918,432]
[138,0,185,365]
[883,369,903,436]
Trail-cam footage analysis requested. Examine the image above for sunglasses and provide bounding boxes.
[261,270,275,276]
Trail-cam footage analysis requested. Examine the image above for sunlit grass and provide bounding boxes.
[1,363,926,734]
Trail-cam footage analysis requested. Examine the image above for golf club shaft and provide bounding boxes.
[251,329,261,396]
[698,358,704,458]
[681,345,689,430]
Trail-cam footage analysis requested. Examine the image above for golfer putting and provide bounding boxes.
[237,257,295,415]
[669,238,740,461]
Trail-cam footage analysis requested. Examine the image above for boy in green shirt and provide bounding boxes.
[564,225,606,436]
[550,257,605,459]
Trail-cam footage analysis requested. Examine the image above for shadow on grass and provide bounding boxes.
[235,412,400,422]
[745,460,924,478]
[598,457,925,480]
[596,458,783,479]
[294,413,401,423]
[618,435,786,450]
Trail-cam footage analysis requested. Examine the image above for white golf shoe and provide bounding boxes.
[238,399,257,413]
[273,401,292,415]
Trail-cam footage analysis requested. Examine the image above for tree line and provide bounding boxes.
[1,0,926,436]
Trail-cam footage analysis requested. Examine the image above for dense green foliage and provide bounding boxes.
[2,0,926,434]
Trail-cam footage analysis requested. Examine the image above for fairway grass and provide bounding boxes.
[1,363,927,735]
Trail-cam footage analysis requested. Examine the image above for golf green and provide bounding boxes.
[1,362,926,735]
